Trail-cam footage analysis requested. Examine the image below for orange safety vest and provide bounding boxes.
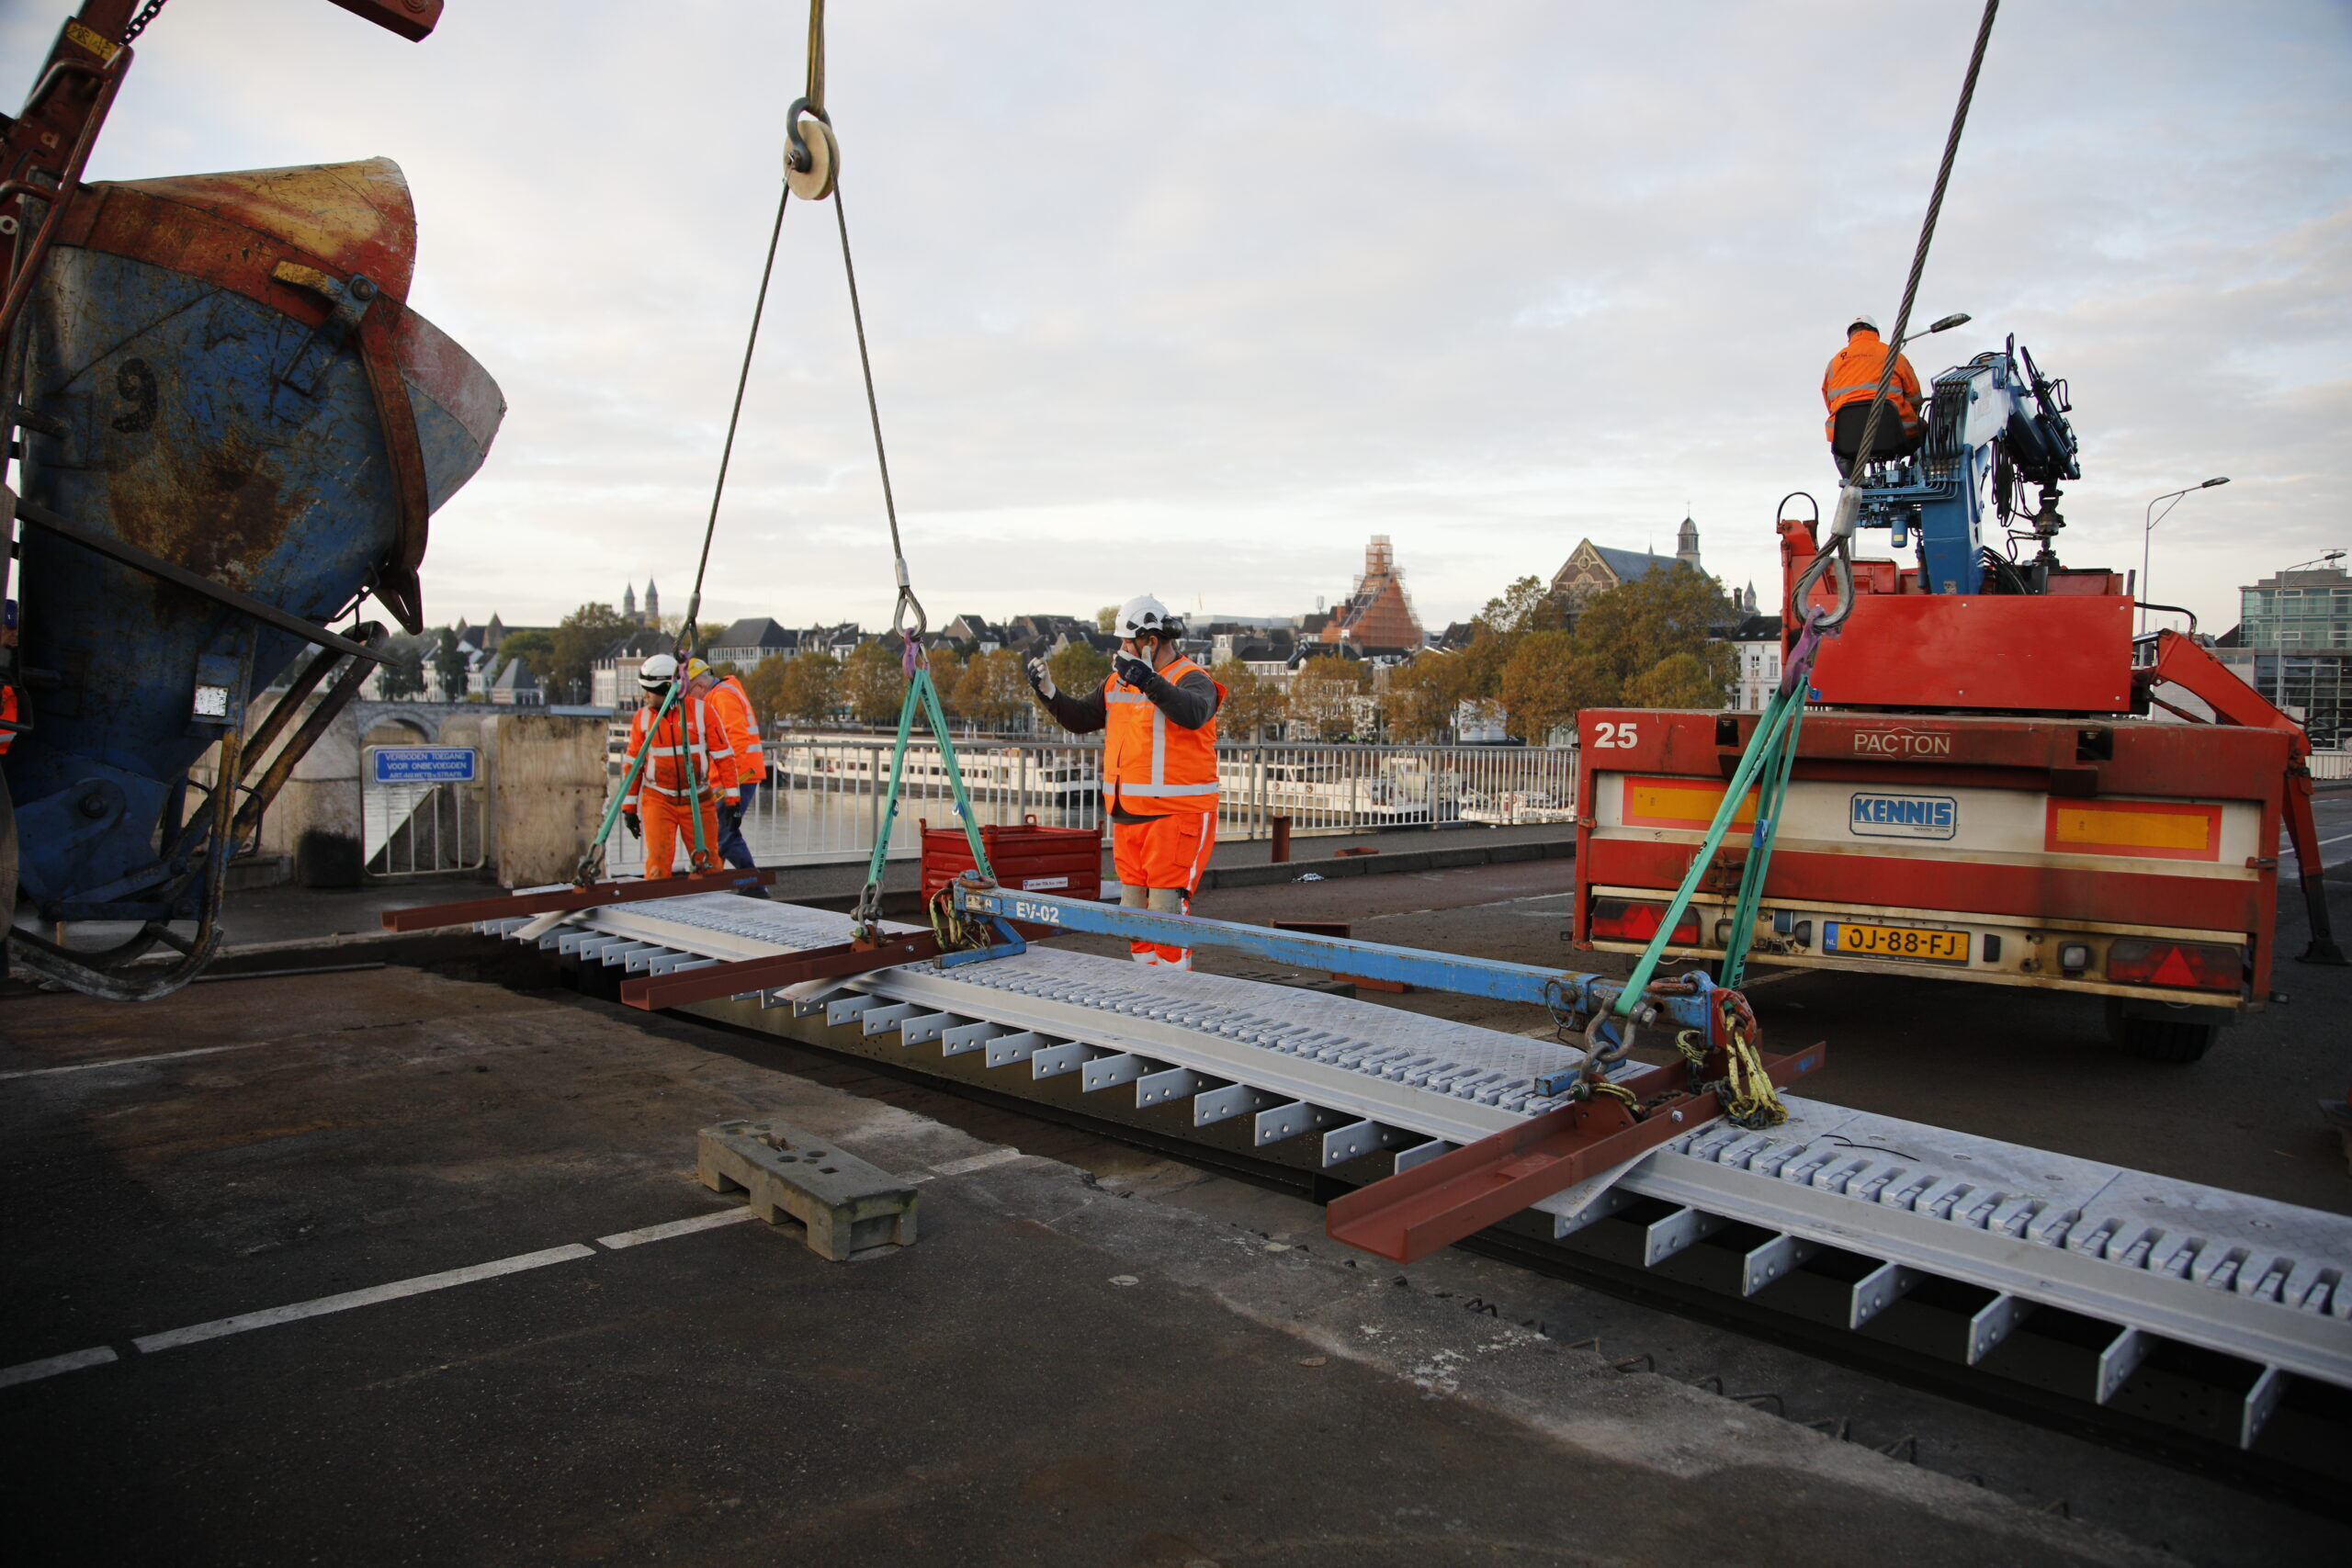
[0,683,16,755]
[623,693,733,808]
[1102,656,1224,816]
[701,674,763,787]
[1821,329,1923,440]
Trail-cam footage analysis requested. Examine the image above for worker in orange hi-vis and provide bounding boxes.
[1822,312,1925,480]
[1026,595,1226,968]
[685,657,766,885]
[619,653,736,879]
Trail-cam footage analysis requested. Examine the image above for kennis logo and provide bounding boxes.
[1853,728,1953,758]
[1849,792,1959,840]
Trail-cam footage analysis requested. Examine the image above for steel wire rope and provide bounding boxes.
[831,187,927,646]
[677,180,793,658]
[1793,0,2002,626]
[1600,1,2006,1089]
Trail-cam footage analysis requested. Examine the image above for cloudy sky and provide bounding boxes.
[10,0,2346,637]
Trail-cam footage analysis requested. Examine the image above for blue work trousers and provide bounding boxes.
[718,780,759,869]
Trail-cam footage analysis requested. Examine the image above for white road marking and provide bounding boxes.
[8,1191,813,1390]
[131,1244,597,1354]
[0,1043,261,1082]
[0,1346,119,1388]
[596,1208,758,1249]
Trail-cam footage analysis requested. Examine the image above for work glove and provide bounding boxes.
[724,791,741,808]
[623,812,641,840]
[1114,653,1154,690]
[1025,656,1056,699]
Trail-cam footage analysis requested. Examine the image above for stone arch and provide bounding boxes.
[363,716,434,749]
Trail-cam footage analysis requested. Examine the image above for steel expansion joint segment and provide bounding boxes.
[500,893,2352,1411]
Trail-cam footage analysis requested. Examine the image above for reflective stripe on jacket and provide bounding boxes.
[1821,329,1923,440]
[1102,656,1221,816]
[623,693,733,807]
[701,675,764,787]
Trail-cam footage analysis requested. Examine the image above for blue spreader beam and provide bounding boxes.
[954,883,1721,1035]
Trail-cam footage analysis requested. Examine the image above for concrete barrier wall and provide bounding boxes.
[205,698,607,888]
[480,713,606,887]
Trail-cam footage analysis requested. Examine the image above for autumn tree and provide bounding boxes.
[1215,660,1286,740]
[841,640,905,727]
[1450,575,1567,703]
[495,628,556,684]
[1477,575,1566,639]
[1380,651,1471,742]
[1624,649,1733,709]
[1498,630,1585,743]
[1094,605,1119,634]
[1570,564,1736,709]
[959,649,1032,730]
[1048,639,1111,695]
[779,649,840,727]
[742,653,790,730]
[922,644,965,705]
[550,603,632,705]
[1287,657,1371,740]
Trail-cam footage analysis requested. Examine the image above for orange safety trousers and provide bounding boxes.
[1113,810,1217,968]
[641,795,721,878]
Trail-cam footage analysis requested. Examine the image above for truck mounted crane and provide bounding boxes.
[1572,334,2342,1062]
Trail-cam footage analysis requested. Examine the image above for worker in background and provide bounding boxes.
[685,657,766,886]
[619,653,736,880]
[1026,596,1225,968]
[1823,312,1925,479]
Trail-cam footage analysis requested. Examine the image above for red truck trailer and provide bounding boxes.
[1570,509,2337,1063]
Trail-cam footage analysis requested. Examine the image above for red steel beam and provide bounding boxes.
[379,867,776,931]
[618,931,943,1012]
[1326,1043,1828,1265]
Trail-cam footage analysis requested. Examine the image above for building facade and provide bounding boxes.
[1549,517,1705,620]
[2221,558,2352,748]
[1727,611,1783,711]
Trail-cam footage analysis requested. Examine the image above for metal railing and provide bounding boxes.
[360,755,486,878]
[597,733,1579,874]
[2312,750,2351,782]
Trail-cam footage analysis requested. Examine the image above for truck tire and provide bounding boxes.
[2106,998,2218,1063]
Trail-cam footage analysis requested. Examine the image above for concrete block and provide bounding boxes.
[696,1119,918,1261]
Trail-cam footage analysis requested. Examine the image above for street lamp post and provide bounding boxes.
[2141,477,2231,634]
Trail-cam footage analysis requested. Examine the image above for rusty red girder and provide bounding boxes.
[380,867,777,932]
[617,931,945,1013]
[1326,1042,1827,1265]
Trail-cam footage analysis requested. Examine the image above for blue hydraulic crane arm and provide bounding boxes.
[952,882,1731,1042]
[1853,335,2081,597]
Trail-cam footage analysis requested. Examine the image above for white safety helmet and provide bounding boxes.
[1115,593,1180,642]
[639,652,679,689]
[1848,312,1879,334]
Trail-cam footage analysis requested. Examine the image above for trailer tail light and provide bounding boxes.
[2107,939,2242,992]
[1589,898,1701,946]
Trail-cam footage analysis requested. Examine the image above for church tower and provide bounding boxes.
[623,581,637,624]
[1676,514,1702,572]
[644,580,660,624]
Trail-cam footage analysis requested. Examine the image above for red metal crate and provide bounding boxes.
[921,817,1102,905]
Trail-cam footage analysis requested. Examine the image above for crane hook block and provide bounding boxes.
[786,112,839,202]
